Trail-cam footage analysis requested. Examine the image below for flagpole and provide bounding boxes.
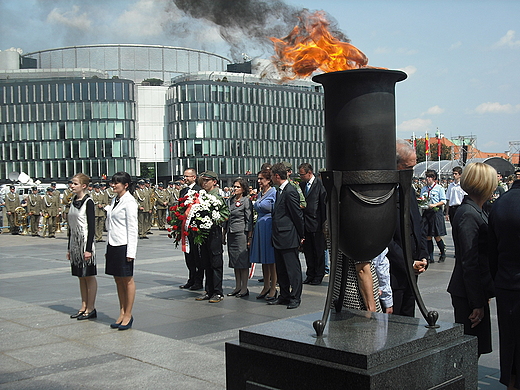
[425,131,429,171]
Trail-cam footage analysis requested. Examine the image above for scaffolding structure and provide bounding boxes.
[454,135,478,165]
[508,141,520,165]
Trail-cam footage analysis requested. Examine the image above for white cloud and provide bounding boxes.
[495,30,520,47]
[115,0,170,37]
[475,102,520,114]
[397,118,432,134]
[423,105,445,115]
[374,47,391,54]
[397,65,417,76]
[449,41,462,50]
[47,6,91,31]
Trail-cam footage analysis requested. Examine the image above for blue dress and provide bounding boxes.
[249,187,276,264]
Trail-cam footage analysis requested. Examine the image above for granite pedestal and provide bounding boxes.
[226,309,477,389]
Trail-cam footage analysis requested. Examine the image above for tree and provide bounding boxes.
[415,139,451,163]
[142,78,164,86]
[140,163,155,178]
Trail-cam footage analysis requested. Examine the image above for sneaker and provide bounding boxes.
[195,293,210,301]
[209,294,224,303]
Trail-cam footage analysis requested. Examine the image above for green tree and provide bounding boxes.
[142,78,164,86]
[140,163,155,178]
[415,139,451,163]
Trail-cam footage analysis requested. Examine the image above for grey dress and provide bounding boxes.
[224,195,253,269]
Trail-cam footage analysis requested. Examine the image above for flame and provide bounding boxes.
[271,10,371,79]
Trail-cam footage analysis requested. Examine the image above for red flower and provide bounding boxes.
[183,231,189,236]
[191,227,199,232]
[167,228,172,232]
[175,212,181,217]
[170,206,176,211]
[172,225,179,230]
[166,216,172,222]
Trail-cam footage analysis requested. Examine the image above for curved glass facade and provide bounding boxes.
[0,79,137,181]
[167,78,325,180]
[24,44,231,83]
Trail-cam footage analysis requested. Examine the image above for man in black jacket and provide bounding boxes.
[179,168,204,290]
[269,162,305,309]
[386,139,428,316]
[298,162,327,285]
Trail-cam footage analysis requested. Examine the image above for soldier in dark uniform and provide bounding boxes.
[26,186,42,236]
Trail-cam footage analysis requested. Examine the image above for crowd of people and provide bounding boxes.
[2,148,520,388]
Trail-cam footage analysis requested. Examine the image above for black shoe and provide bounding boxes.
[195,293,210,301]
[227,289,240,296]
[142,236,149,239]
[189,284,203,291]
[265,290,278,302]
[118,316,133,330]
[310,279,322,285]
[236,290,249,298]
[77,309,97,320]
[147,231,153,235]
[209,294,224,303]
[256,292,268,299]
[439,254,446,263]
[179,283,193,289]
[267,298,289,306]
[110,321,122,329]
[70,310,85,319]
[258,278,264,283]
[302,277,313,284]
[287,300,300,309]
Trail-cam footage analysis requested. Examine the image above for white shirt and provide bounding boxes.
[106,191,139,259]
[446,181,466,207]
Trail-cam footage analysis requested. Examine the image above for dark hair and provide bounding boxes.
[258,169,272,181]
[452,166,462,175]
[111,171,135,194]
[260,162,272,171]
[298,162,313,173]
[233,177,249,196]
[425,169,438,180]
[271,163,288,180]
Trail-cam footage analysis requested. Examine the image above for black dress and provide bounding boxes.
[68,195,96,277]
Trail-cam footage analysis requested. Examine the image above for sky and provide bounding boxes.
[0,0,519,154]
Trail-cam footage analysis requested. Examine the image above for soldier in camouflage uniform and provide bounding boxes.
[42,187,60,238]
[91,183,107,242]
[26,186,42,236]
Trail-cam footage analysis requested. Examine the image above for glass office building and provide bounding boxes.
[0,78,137,180]
[167,72,325,182]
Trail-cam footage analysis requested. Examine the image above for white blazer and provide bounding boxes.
[106,191,138,259]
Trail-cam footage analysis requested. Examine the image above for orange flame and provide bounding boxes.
[271,10,371,79]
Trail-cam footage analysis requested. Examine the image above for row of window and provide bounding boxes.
[175,157,325,180]
[167,82,323,109]
[168,102,323,126]
[0,121,134,142]
[2,139,134,160]
[0,101,135,124]
[0,158,136,182]
[0,80,134,105]
[170,121,323,143]
[173,138,324,159]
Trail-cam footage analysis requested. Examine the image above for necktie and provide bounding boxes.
[306,182,311,195]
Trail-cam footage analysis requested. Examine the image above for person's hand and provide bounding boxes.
[413,259,427,274]
[444,214,449,221]
[126,257,134,262]
[84,251,92,262]
[385,306,394,314]
[66,251,70,260]
[469,307,485,328]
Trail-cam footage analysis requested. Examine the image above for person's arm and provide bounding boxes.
[373,250,393,313]
[126,196,139,260]
[85,199,95,254]
[356,261,376,312]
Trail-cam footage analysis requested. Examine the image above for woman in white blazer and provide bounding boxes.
[105,172,138,330]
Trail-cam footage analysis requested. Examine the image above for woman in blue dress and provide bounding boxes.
[250,169,278,301]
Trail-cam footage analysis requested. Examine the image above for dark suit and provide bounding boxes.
[272,182,305,304]
[180,183,204,288]
[300,177,327,283]
[448,196,495,355]
[387,187,428,316]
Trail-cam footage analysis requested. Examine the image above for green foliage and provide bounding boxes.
[415,139,451,163]
[142,78,164,86]
[140,163,155,178]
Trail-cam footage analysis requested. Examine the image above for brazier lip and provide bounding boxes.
[312,67,408,84]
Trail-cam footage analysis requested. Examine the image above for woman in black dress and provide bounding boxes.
[68,173,97,320]
[105,172,139,330]
[447,162,497,357]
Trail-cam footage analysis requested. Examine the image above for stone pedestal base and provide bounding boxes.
[226,310,477,389]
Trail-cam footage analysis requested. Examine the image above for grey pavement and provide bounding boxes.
[0,225,504,389]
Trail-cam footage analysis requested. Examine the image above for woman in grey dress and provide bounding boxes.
[224,178,253,298]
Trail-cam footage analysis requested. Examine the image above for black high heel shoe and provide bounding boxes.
[77,309,97,320]
[110,321,122,329]
[118,316,133,331]
[236,289,249,298]
[265,290,278,302]
[256,291,269,299]
[70,310,85,319]
[227,289,240,297]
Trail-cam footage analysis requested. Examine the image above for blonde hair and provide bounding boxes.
[460,163,497,201]
[73,173,90,187]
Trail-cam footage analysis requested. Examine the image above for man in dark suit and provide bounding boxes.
[386,139,428,316]
[179,167,204,290]
[298,162,327,285]
[269,163,305,309]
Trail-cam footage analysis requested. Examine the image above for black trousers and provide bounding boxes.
[199,237,223,296]
[392,284,416,317]
[302,230,326,281]
[184,234,203,287]
[274,247,302,303]
[448,205,460,227]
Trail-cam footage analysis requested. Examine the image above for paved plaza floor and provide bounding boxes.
[0,225,504,389]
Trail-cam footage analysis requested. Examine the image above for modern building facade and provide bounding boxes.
[1,44,326,184]
[167,71,325,182]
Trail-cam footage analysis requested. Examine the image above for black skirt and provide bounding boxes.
[451,295,492,355]
[422,209,447,237]
[105,244,134,277]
